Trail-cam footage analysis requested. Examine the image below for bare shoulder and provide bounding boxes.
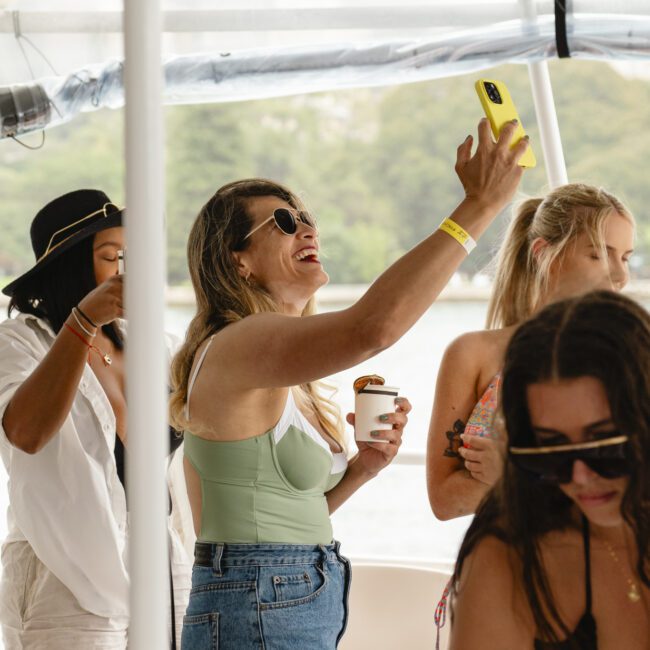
[205,312,302,377]
[208,312,283,351]
[440,329,505,384]
[187,325,242,394]
[444,329,491,358]
[199,315,272,368]
[457,534,517,588]
[185,324,287,439]
[455,534,532,620]
[438,331,486,383]
[457,527,581,594]
[451,535,534,649]
[443,327,513,362]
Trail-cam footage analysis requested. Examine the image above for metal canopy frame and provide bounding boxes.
[11,0,643,645]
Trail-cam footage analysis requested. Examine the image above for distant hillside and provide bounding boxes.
[1,60,648,284]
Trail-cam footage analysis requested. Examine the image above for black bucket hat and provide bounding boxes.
[2,189,124,297]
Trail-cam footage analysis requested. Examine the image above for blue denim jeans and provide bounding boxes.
[181,541,351,650]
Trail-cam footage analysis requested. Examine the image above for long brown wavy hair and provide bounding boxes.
[486,183,634,329]
[169,179,344,445]
[452,291,650,644]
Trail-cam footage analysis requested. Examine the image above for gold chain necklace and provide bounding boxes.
[603,539,641,603]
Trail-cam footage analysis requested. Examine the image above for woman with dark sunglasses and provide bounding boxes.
[427,183,635,521]
[169,119,530,649]
[0,190,190,648]
[444,291,649,649]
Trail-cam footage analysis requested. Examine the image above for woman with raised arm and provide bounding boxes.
[447,291,649,649]
[427,183,635,521]
[169,119,529,649]
[0,190,190,649]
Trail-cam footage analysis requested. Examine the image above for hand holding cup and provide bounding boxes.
[353,375,399,443]
[348,375,411,477]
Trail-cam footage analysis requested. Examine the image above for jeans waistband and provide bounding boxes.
[193,541,343,571]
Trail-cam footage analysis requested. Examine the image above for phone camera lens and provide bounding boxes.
[484,82,502,104]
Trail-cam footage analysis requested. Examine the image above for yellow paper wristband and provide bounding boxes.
[439,218,477,254]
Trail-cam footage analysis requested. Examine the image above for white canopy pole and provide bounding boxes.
[527,61,569,188]
[124,0,167,648]
[520,0,568,188]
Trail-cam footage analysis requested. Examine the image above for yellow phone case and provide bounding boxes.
[475,79,536,168]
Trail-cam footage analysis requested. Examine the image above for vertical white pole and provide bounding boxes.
[124,0,167,649]
[519,0,569,188]
[527,61,569,188]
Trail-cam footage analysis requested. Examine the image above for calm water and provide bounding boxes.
[0,300,488,609]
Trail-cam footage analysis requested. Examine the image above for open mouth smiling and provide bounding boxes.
[293,247,320,263]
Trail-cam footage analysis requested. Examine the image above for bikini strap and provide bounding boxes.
[184,335,216,421]
[581,515,593,614]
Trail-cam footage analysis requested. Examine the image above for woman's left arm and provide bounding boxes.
[325,398,411,513]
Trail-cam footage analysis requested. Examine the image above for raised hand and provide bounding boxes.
[455,118,530,214]
[77,274,124,327]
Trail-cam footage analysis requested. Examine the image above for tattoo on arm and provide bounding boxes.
[443,419,465,458]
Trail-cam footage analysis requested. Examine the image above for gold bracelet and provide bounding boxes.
[438,218,477,254]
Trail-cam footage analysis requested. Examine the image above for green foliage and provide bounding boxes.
[1,60,649,284]
[0,112,124,275]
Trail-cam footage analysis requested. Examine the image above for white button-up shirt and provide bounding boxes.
[0,313,186,618]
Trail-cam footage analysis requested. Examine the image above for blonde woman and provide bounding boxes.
[170,120,529,648]
[427,183,636,521]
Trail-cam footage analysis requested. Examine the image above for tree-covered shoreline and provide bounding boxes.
[1,60,648,285]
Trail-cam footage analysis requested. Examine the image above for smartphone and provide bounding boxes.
[117,249,126,274]
[475,79,536,168]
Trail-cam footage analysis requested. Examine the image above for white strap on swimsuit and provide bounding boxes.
[185,334,215,421]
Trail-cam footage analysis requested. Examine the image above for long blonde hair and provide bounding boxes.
[169,179,345,446]
[486,183,634,329]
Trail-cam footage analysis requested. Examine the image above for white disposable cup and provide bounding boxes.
[354,385,399,443]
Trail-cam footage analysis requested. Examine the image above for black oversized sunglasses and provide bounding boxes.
[244,208,317,240]
[509,435,630,484]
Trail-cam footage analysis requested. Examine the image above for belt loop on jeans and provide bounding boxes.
[333,540,347,569]
[212,543,224,576]
[318,543,329,568]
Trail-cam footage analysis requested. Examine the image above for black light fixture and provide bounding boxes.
[0,83,51,139]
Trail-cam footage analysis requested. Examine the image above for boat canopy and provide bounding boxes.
[1,1,650,137]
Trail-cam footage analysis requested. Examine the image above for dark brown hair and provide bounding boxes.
[453,290,650,643]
